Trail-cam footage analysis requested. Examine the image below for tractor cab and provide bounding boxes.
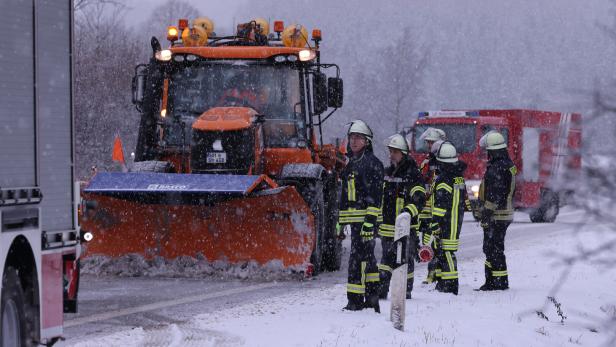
[132,18,343,176]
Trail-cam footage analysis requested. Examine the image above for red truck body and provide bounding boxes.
[409,110,582,222]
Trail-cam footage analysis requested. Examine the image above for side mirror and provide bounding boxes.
[327,77,343,108]
[312,72,328,115]
[132,65,148,109]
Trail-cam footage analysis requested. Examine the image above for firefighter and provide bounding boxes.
[378,134,425,300]
[431,141,467,295]
[476,131,517,291]
[339,120,384,312]
[417,128,446,285]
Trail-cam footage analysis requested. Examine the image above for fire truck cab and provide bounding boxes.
[409,110,582,223]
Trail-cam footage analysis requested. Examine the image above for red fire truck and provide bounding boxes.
[409,110,582,223]
[1,1,81,346]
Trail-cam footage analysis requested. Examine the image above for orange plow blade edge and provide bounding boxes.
[80,172,315,268]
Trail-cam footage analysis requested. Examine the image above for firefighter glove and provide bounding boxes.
[360,222,375,242]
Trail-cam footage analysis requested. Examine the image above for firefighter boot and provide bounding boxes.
[406,276,414,299]
[343,293,364,311]
[343,299,364,311]
[364,295,381,313]
[378,284,389,300]
[476,263,495,291]
[437,279,458,295]
[491,275,509,291]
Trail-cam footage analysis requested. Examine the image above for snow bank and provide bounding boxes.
[80,254,306,281]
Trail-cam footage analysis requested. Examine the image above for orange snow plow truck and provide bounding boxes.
[80,18,346,274]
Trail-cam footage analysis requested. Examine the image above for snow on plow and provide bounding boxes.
[80,172,315,269]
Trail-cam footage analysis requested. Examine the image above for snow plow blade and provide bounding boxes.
[80,172,315,268]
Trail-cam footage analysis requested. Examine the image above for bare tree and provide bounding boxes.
[352,27,429,134]
[74,0,144,179]
[143,0,201,43]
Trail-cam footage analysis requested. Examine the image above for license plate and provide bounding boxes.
[206,152,227,164]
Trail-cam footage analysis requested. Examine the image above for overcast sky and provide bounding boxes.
[122,0,249,30]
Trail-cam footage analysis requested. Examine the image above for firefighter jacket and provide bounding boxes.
[378,158,426,238]
[431,162,467,252]
[479,149,517,222]
[339,148,384,226]
[418,154,437,222]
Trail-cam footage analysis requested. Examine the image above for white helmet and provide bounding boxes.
[347,120,373,139]
[386,134,409,154]
[435,142,458,163]
[479,131,506,150]
[430,140,445,154]
[419,127,446,142]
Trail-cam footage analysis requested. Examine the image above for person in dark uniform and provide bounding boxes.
[417,128,446,285]
[431,141,467,295]
[377,134,425,300]
[476,131,517,291]
[339,120,384,312]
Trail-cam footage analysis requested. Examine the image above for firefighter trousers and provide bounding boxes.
[435,226,460,294]
[483,221,510,288]
[347,224,380,305]
[378,233,417,298]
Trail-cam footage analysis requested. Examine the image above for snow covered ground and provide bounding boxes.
[63,209,616,347]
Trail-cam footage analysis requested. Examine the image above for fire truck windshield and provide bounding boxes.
[413,124,476,153]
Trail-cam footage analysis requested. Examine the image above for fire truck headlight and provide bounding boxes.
[155,49,172,62]
[81,230,94,242]
[298,49,316,61]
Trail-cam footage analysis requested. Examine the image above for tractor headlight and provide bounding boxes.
[298,49,316,61]
[155,49,172,62]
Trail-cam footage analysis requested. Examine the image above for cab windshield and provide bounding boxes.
[413,124,476,153]
[164,61,305,147]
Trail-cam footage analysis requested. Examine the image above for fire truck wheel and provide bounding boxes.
[529,190,559,223]
[1,267,30,347]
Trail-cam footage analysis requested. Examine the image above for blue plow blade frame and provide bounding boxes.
[84,172,266,196]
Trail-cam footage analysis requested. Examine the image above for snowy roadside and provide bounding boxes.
[65,220,615,347]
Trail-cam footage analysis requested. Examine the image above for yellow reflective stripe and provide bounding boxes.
[361,261,366,286]
[445,251,456,273]
[347,283,365,294]
[338,216,364,223]
[435,268,442,278]
[366,206,380,217]
[410,186,426,196]
[440,271,458,280]
[436,183,453,193]
[407,272,414,280]
[379,224,395,231]
[441,239,459,251]
[378,264,392,272]
[422,233,431,245]
[484,200,497,211]
[485,261,492,268]
[432,207,446,217]
[348,176,356,201]
[451,183,460,236]
[339,209,367,216]
[395,198,404,216]
[492,270,508,277]
[405,204,419,217]
[379,230,394,237]
[365,272,380,283]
